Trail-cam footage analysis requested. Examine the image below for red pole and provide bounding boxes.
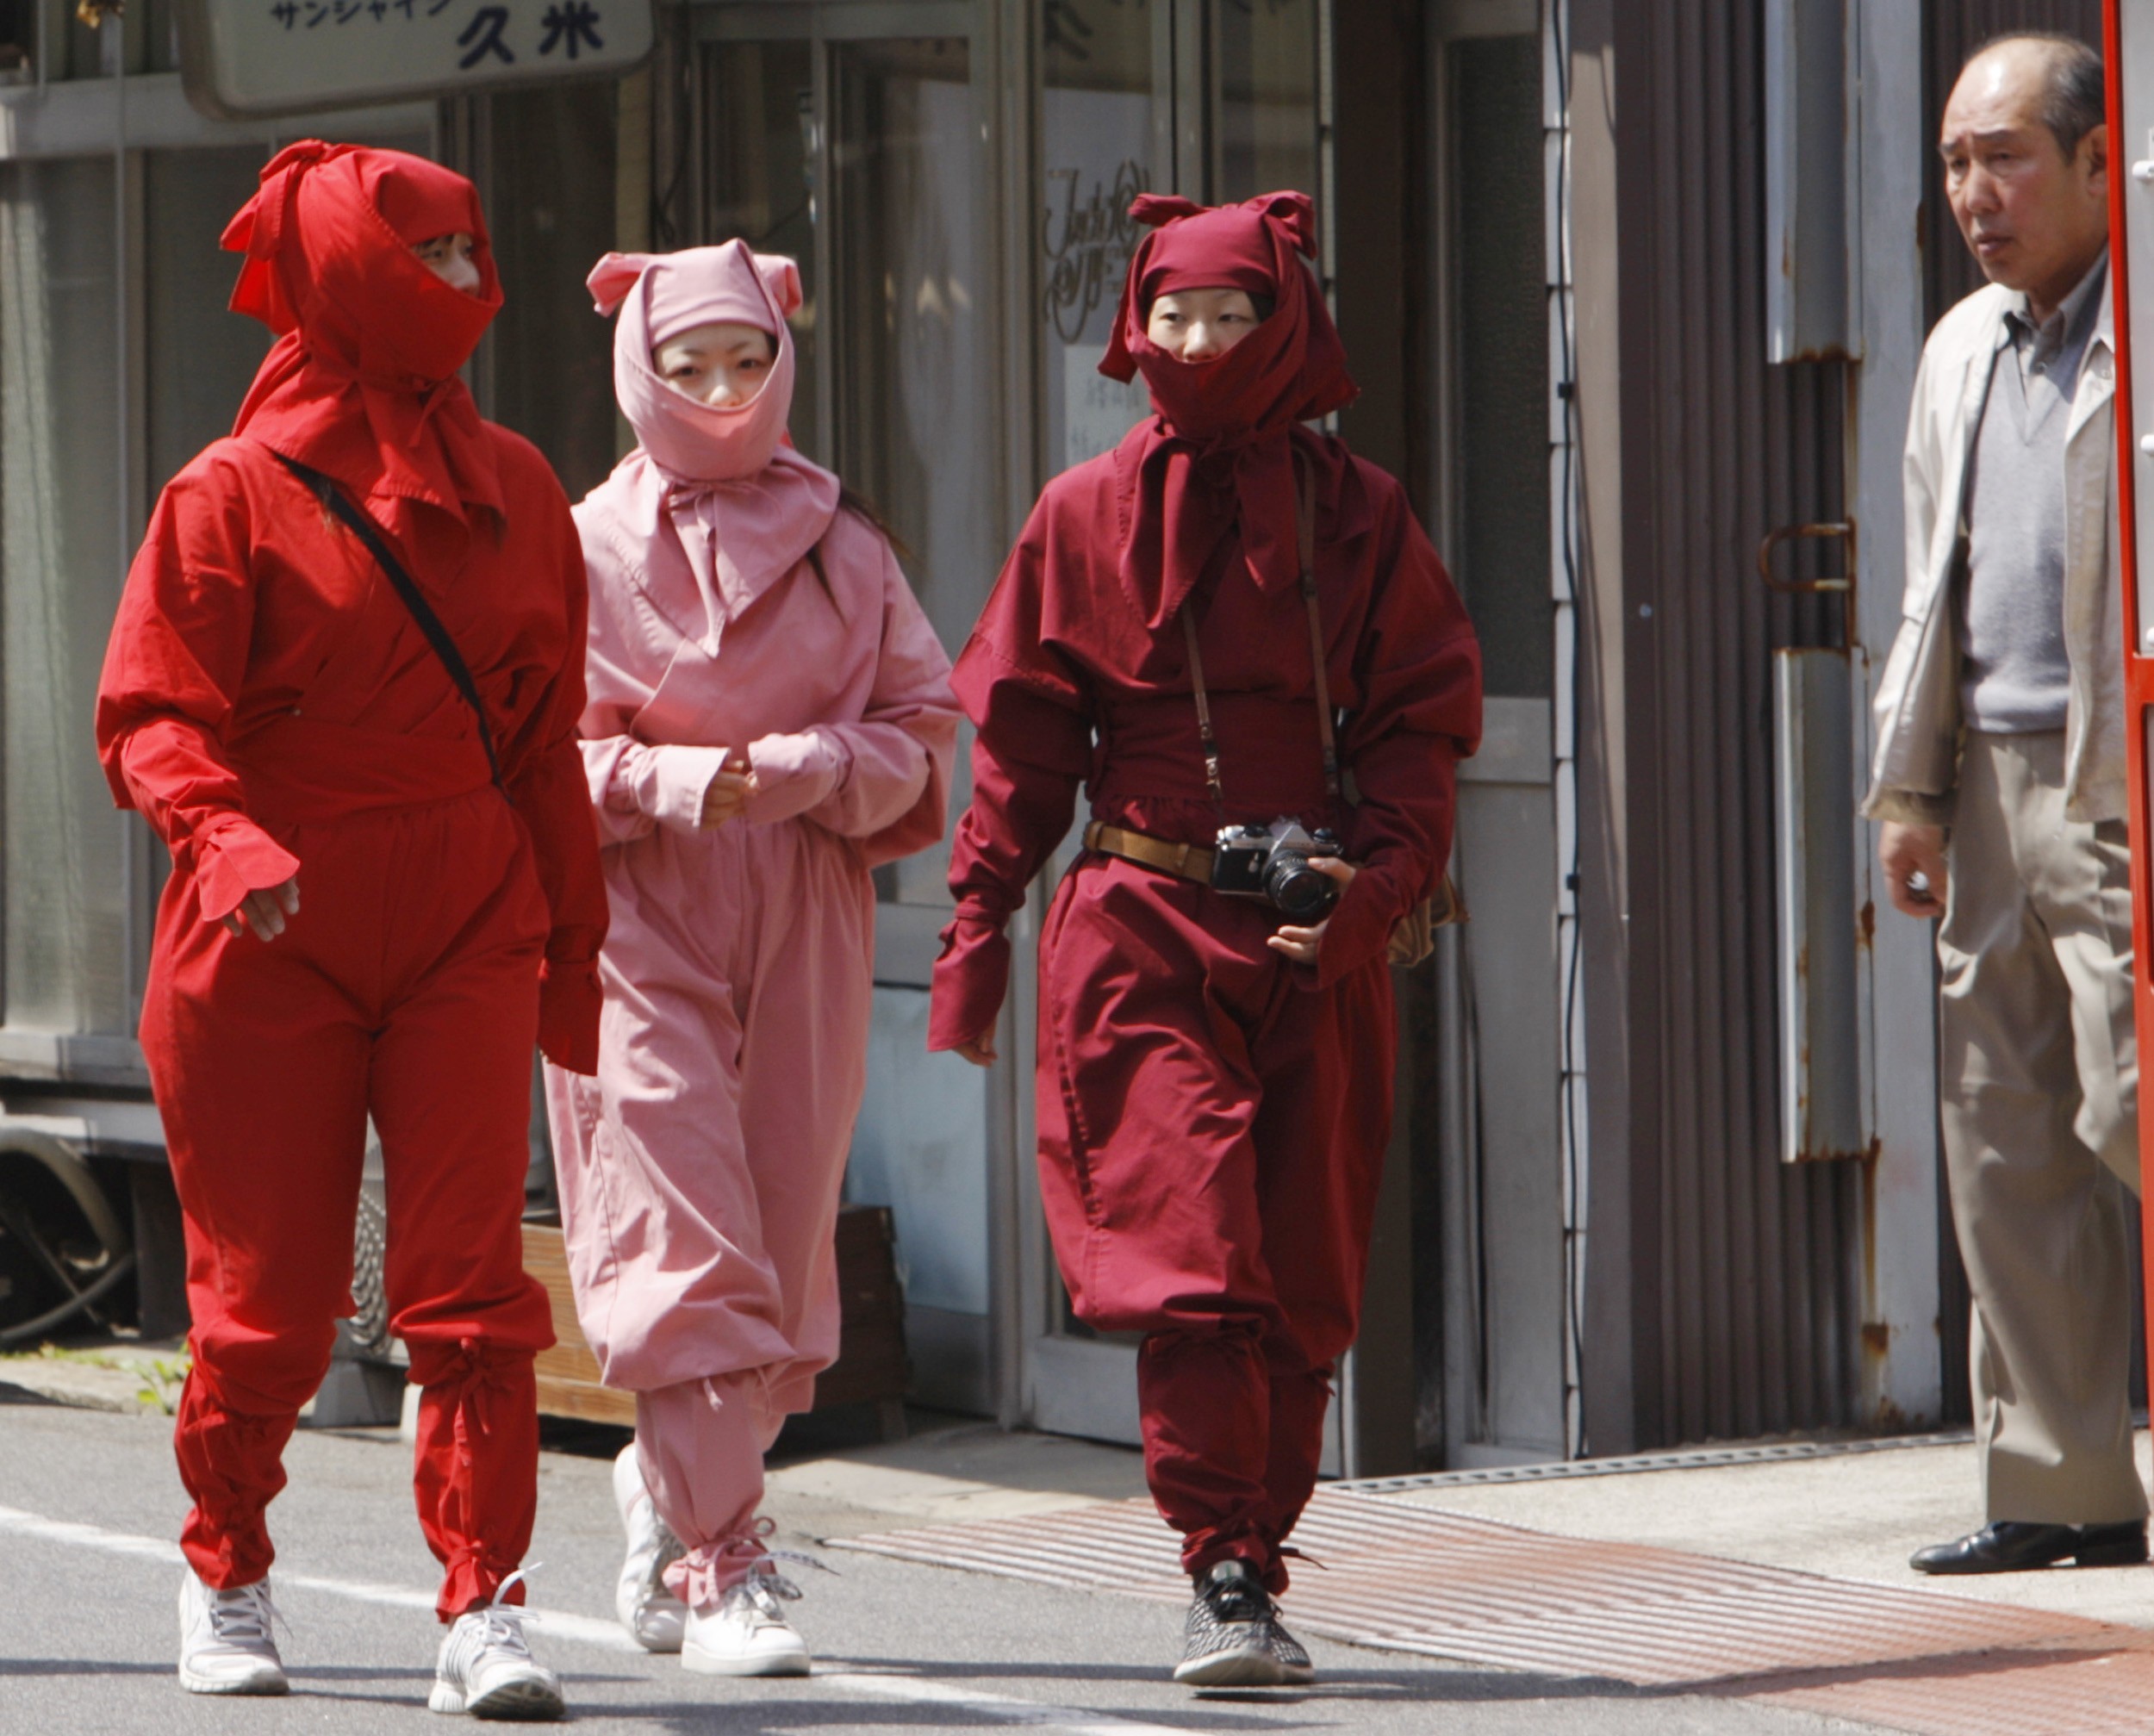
[2103,0,2154,1415]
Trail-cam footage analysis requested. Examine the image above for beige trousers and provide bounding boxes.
[1939,730,2145,1526]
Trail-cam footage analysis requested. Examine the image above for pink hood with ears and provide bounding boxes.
[585,244,839,651]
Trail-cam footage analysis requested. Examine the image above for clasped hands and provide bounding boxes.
[700,750,757,829]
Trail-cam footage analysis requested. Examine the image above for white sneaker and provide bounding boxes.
[177,1571,289,1696]
[681,1563,811,1677]
[428,1571,564,1720]
[611,1443,687,1652]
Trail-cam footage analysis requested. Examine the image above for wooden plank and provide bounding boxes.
[521,1206,912,1428]
[533,1372,637,1427]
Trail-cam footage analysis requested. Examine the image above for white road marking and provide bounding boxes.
[0,1501,1186,1733]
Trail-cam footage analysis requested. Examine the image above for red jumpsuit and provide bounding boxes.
[94,144,607,1621]
[931,193,1481,1593]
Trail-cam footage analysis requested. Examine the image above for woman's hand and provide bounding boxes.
[952,1028,998,1068]
[222,877,300,942]
[1264,856,1358,965]
[699,752,757,828]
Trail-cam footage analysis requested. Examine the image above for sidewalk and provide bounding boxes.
[762,1414,2154,1631]
[772,1419,2154,1736]
[14,1333,2154,1734]
[1378,1431,2154,1631]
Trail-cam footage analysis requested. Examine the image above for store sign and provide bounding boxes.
[177,0,652,119]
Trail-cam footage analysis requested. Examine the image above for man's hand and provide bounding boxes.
[221,877,300,942]
[1265,856,1359,964]
[699,752,757,828]
[1879,821,1949,919]
[952,1028,998,1068]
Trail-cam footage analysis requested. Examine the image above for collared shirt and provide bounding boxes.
[1957,249,2108,734]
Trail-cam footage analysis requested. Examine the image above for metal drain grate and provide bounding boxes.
[832,1490,2154,1735]
[1334,1429,1980,1494]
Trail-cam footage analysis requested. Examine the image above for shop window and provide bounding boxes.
[826,37,986,911]
[0,157,130,1035]
[146,148,274,498]
[0,0,29,82]
[1447,32,1549,699]
[1041,0,1155,478]
[485,84,621,505]
[1211,0,1319,202]
[703,38,821,468]
[827,39,986,649]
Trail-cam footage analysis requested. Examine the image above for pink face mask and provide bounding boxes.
[588,242,804,486]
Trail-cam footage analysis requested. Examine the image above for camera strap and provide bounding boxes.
[271,450,506,794]
[1179,609,1230,821]
[1178,459,1334,817]
[1294,464,1342,800]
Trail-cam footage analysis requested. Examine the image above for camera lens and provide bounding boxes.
[1266,850,1339,921]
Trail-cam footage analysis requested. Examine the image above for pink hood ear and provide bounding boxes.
[588,251,658,319]
[755,253,804,320]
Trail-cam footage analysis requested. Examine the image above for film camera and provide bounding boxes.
[1211,818,1344,921]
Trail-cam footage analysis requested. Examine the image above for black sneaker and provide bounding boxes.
[1264,1611,1315,1683]
[1172,1559,1314,1688]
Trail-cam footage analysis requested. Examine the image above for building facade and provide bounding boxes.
[0,0,2117,1472]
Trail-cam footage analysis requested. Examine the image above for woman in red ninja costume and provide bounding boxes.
[930,192,1481,1688]
[95,141,607,1720]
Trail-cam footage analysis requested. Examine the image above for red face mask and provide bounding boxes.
[222,140,504,518]
[1096,191,1358,627]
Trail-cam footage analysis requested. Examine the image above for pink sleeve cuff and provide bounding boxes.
[743,731,844,826]
[190,815,302,924]
[929,914,1011,1050]
[630,744,731,835]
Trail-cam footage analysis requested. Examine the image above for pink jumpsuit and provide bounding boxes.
[545,426,957,1604]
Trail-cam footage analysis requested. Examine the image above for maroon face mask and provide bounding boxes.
[1098,191,1357,626]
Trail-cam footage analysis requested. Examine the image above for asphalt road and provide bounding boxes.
[0,1386,1881,1734]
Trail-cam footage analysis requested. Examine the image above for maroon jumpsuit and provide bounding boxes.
[95,143,607,1621]
[931,193,1481,1592]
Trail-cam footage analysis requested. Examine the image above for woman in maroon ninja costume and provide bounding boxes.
[930,192,1481,1688]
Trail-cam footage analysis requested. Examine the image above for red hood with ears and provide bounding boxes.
[223,140,504,519]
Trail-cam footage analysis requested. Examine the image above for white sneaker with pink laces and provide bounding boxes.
[611,1444,687,1652]
[681,1561,811,1677]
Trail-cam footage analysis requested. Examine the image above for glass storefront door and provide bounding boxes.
[1425,1,1566,1467]
[685,0,1324,1440]
[1019,0,1325,1447]
[697,6,1002,1413]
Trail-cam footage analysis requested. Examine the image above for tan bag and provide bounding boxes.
[1385,872,1467,968]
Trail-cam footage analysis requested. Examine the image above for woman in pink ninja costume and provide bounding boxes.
[544,241,959,1676]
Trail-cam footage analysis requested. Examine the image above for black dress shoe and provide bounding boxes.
[1909,1520,2149,1574]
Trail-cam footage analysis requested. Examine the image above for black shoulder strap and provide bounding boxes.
[271,451,505,793]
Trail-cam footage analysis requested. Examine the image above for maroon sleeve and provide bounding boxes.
[94,458,302,924]
[928,516,1094,1051]
[502,484,610,1073]
[1318,476,1483,986]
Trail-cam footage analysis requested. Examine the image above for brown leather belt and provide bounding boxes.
[1083,820,1216,886]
